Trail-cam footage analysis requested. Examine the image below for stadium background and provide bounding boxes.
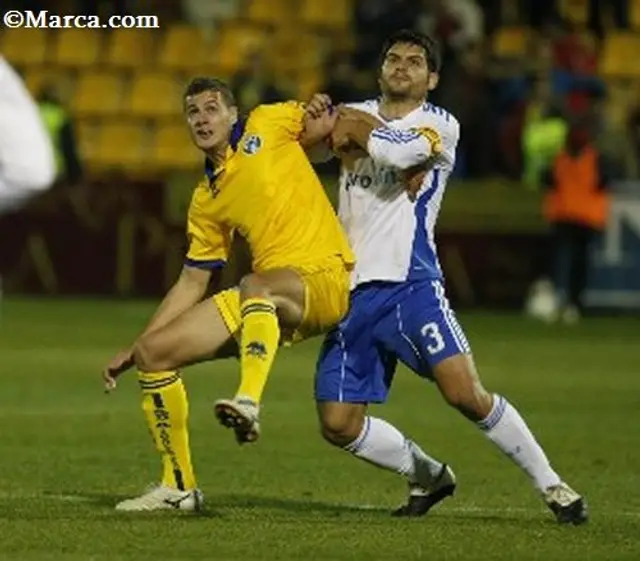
[1,2,640,560]
[1,0,639,310]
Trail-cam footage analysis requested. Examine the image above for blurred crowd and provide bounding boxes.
[6,0,640,185]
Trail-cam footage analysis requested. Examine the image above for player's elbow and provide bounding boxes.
[133,334,174,373]
[373,148,427,171]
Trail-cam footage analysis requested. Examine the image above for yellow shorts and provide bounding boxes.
[213,256,351,345]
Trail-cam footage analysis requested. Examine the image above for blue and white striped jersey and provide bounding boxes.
[337,98,460,288]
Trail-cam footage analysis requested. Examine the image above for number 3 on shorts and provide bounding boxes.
[421,322,445,354]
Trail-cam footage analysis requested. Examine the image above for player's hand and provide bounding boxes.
[102,347,135,393]
[403,164,428,202]
[305,93,333,119]
[301,105,338,148]
[336,106,385,130]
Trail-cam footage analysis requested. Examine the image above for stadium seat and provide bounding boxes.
[296,69,324,100]
[72,71,126,118]
[93,121,149,171]
[600,33,640,78]
[151,122,202,169]
[52,29,102,67]
[126,72,184,119]
[631,0,640,29]
[558,0,589,25]
[0,29,48,66]
[158,25,213,71]
[246,0,294,25]
[299,0,353,29]
[215,24,269,74]
[491,26,530,58]
[271,30,327,74]
[105,29,156,69]
[23,67,75,100]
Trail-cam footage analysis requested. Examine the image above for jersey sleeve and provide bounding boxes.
[366,115,460,170]
[184,183,232,270]
[249,101,306,141]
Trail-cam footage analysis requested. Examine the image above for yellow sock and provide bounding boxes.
[138,371,196,490]
[236,297,280,404]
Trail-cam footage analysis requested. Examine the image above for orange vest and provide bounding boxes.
[544,145,610,230]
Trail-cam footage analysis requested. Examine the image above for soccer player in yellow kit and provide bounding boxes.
[102,77,354,511]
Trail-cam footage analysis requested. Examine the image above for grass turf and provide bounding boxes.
[0,298,639,560]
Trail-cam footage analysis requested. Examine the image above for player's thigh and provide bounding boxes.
[294,259,351,341]
[385,280,473,377]
[135,296,235,371]
[315,326,397,412]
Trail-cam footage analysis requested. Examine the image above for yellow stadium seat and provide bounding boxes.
[599,33,640,78]
[76,120,100,169]
[271,30,327,74]
[300,0,352,29]
[127,72,184,119]
[159,25,213,71]
[216,24,269,74]
[631,0,640,29]
[0,29,48,66]
[52,29,102,67]
[558,0,589,25]
[492,27,529,58]
[72,71,126,118]
[296,69,324,100]
[105,29,156,69]
[93,121,149,171]
[246,0,294,25]
[151,122,202,170]
[22,67,75,100]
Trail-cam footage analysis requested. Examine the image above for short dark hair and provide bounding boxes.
[380,29,442,73]
[183,77,236,108]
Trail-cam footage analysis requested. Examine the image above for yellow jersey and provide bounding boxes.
[185,102,354,273]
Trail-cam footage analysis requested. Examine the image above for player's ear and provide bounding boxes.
[229,105,238,125]
[427,72,439,91]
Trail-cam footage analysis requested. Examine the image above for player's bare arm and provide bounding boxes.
[102,265,213,391]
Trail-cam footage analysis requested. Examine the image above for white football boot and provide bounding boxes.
[115,485,203,512]
[543,481,588,525]
[213,397,261,444]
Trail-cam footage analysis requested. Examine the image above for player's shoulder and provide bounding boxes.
[344,98,379,115]
[417,102,460,136]
[249,101,305,122]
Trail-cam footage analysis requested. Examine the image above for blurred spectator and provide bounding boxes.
[353,0,416,71]
[231,51,287,115]
[588,0,629,38]
[522,75,567,189]
[540,122,611,323]
[323,54,363,104]
[181,0,238,32]
[36,84,83,185]
[626,94,640,178]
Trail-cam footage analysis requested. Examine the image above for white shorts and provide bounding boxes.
[0,56,55,213]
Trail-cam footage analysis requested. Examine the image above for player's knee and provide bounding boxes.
[434,356,493,421]
[317,404,364,447]
[133,334,171,373]
[239,273,270,299]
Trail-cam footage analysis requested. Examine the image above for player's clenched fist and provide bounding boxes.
[305,93,332,119]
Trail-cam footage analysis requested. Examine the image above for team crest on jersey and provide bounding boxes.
[243,135,262,155]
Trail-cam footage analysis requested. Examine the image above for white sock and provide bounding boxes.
[344,416,444,488]
[479,395,561,491]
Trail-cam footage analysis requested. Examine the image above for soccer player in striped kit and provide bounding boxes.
[304,30,587,525]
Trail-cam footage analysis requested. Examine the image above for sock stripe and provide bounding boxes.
[241,303,276,317]
[152,392,164,409]
[344,416,372,454]
[139,373,181,391]
[173,469,185,491]
[478,395,507,431]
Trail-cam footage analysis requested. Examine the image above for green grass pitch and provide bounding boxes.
[0,298,639,560]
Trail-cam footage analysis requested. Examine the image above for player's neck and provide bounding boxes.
[378,97,424,121]
[206,140,230,169]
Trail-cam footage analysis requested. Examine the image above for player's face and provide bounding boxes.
[185,90,238,152]
[379,43,437,100]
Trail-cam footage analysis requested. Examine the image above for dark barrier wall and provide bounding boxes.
[0,179,547,309]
